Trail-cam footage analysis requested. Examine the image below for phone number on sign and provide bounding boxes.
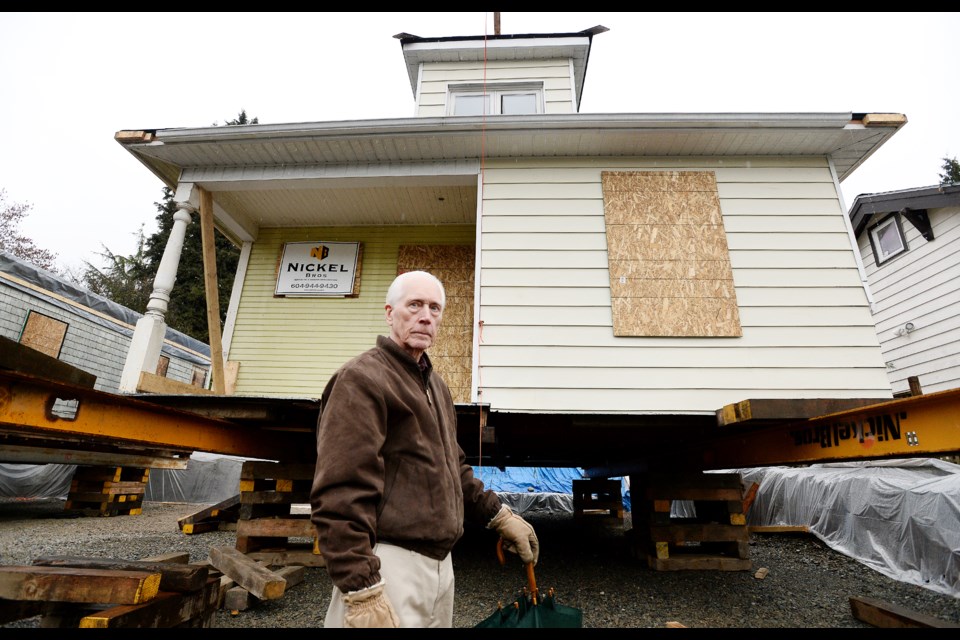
[289,282,340,289]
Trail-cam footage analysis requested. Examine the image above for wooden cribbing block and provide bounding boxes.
[0,566,160,604]
[850,595,960,628]
[208,546,287,600]
[31,556,209,593]
[178,494,241,532]
[225,566,306,613]
[140,552,190,564]
[78,576,220,628]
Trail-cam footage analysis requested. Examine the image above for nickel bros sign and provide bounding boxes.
[275,241,361,297]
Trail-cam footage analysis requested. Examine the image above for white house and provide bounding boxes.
[848,183,960,396]
[112,24,907,472]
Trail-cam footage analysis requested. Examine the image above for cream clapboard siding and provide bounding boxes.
[416,59,575,116]
[229,225,475,397]
[858,205,960,395]
[476,157,893,414]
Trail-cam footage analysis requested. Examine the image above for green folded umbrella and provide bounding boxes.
[475,539,583,629]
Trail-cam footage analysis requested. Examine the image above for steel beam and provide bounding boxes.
[700,387,960,469]
[0,370,312,462]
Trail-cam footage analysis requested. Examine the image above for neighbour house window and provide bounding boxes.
[192,367,208,388]
[868,212,908,266]
[448,83,543,116]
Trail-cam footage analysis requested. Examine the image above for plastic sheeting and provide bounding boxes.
[143,452,247,504]
[0,463,74,499]
[724,459,960,598]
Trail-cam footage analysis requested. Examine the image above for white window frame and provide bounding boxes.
[868,212,908,266]
[447,82,544,116]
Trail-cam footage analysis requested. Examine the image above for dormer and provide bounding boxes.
[395,26,608,117]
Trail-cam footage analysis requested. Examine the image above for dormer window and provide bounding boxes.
[868,212,908,266]
[448,83,543,116]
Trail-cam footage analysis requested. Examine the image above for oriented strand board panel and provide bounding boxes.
[602,171,742,337]
[19,310,68,358]
[397,245,475,404]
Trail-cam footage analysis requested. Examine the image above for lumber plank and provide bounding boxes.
[78,576,220,628]
[225,565,307,613]
[716,397,887,427]
[0,335,97,388]
[246,547,326,568]
[0,566,160,604]
[178,494,241,528]
[748,525,810,534]
[208,546,286,600]
[140,552,190,564]
[236,516,316,538]
[849,596,960,628]
[31,555,209,593]
[240,460,316,480]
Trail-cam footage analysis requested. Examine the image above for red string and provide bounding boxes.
[477,14,490,473]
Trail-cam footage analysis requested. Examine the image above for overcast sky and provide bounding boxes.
[2,12,958,274]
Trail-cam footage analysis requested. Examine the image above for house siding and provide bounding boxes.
[228,225,476,397]
[416,59,575,116]
[0,276,206,393]
[475,156,892,414]
[859,205,960,394]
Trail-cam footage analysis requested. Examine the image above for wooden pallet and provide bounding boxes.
[628,471,752,571]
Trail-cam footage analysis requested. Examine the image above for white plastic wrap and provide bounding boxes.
[727,458,960,598]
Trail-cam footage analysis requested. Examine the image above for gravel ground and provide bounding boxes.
[1,498,958,629]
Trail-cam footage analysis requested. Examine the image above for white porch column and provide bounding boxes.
[118,203,196,392]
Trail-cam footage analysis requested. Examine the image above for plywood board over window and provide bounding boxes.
[601,171,742,337]
[19,310,68,358]
[397,245,475,403]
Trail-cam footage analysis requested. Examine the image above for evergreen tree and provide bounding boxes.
[939,156,960,185]
[142,186,241,343]
[78,225,153,313]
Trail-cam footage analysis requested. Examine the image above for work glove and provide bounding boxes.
[342,580,400,628]
[488,504,540,565]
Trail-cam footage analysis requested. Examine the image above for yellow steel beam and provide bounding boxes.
[0,370,311,461]
[700,387,960,469]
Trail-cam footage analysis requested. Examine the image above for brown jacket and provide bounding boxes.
[310,335,502,593]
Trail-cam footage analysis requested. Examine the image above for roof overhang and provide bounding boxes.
[849,182,960,238]
[115,111,906,244]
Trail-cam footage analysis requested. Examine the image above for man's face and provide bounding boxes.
[386,274,444,360]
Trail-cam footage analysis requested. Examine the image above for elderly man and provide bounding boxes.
[310,270,539,628]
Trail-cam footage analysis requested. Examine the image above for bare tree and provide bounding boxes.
[0,188,59,272]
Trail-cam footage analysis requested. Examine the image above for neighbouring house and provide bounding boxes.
[848,183,960,396]
[0,250,211,498]
[113,23,909,474]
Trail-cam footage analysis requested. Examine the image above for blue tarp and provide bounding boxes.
[473,466,630,512]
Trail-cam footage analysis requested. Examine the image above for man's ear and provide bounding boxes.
[385,304,393,324]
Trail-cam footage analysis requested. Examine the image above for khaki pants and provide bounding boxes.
[325,542,455,628]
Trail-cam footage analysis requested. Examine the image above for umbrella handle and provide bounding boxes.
[496,538,539,605]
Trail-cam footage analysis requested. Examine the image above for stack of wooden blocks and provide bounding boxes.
[65,465,149,517]
[234,460,325,568]
[0,552,219,628]
[628,471,752,571]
